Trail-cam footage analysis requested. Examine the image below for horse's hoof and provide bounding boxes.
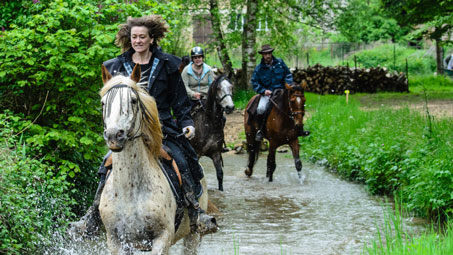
[198,214,218,235]
[244,168,252,177]
[67,206,101,240]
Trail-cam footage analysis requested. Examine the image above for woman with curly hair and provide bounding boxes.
[70,15,216,237]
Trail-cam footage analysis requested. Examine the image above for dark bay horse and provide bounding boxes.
[190,75,234,191]
[244,82,309,182]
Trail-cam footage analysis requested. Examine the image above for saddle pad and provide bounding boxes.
[159,159,185,232]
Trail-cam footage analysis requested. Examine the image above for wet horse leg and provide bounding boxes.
[244,130,259,177]
[289,138,302,179]
[267,143,277,182]
[211,152,224,191]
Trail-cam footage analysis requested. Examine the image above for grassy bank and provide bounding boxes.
[363,203,453,255]
[299,75,453,220]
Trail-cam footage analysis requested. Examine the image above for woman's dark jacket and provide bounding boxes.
[103,47,204,194]
[103,47,193,137]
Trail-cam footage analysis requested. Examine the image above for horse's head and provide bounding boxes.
[100,64,162,155]
[211,75,235,114]
[285,81,307,136]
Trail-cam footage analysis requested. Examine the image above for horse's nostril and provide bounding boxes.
[117,130,125,139]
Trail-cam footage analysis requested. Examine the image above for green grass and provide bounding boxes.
[364,202,453,255]
[301,90,453,219]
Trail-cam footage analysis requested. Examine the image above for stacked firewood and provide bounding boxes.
[292,64,408,94]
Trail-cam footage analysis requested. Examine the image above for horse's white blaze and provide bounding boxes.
[102,91,139,135]
[296,97,301,104]
[218,79,234,109]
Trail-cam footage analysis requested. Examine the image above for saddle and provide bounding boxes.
[158,145,185,231]
[190,99,207,116]
[246,89,284,125]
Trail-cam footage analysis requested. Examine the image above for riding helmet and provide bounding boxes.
[191,46,204,58]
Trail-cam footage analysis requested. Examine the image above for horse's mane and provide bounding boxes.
[205,75,226,114]
[100,75,163,159]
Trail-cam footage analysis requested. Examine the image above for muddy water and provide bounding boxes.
[58,152,424,254]
[171,152,424,255]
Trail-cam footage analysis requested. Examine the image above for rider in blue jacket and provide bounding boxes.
[251,44,293,141]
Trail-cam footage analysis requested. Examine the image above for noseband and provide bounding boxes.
[288,91,305,120]
[215,76,233,105]
[103,84,143,140]
[269,87,305,122]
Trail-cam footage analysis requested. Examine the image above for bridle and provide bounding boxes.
[287,86,305,121]
[269,86,305,122]
[103,84,145,141]
[215,76,233,106]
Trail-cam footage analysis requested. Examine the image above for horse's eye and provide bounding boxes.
[131,98,137,104]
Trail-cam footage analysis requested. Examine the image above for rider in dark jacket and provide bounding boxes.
[70,15,215,237]
[251,44,293,141]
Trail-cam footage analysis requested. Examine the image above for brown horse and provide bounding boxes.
[244,82,309,182]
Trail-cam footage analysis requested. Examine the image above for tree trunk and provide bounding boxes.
[209,0,233,79]
[240,0,258,90]
[435,39,443,75]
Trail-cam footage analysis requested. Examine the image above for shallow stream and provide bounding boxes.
[57,152,425,254]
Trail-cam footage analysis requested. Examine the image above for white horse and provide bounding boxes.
[99,64,208,255]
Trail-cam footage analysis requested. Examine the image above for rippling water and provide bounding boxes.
[54,152,425,255]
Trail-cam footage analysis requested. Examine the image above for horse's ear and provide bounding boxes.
[285,83,293,90]
[301,80,307,90]
[101,64,113,84]
[130,64,141,83]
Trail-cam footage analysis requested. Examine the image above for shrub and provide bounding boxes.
[0,111,74,254]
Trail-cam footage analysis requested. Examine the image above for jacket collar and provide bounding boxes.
[187,62,210,79]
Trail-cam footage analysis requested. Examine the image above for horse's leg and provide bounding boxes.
[211,152,224,191]
[150,230,172,255]
[267,143,277,182]
[105,231,121,255]
[182,232,200,255]
[245,134,259,177]
[289,138,303,179]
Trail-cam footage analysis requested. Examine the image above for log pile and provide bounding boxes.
[292,64,408,94]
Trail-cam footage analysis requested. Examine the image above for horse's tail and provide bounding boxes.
[207,200,220,215]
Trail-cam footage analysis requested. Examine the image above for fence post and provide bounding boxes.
[306,52,309,67]
[393,44,396,71]
[354,55,357,69]
[406,58,409,89]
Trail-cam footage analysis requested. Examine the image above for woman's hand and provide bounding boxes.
[182,126,195,140]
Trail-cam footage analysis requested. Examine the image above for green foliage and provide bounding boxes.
[0,0,183,252]
[0,111,75,254]
[233,89,256,109]
[301,92,453,219]
[381,0,452,42]
[335,0,409,43]
[364,203,453,255]
[348,44,437,74]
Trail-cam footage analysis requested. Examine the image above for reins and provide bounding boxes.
[268,87,305,121]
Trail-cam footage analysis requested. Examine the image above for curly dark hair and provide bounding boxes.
[115,15,169,52]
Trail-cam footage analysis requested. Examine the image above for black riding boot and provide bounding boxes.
[68,156,111,238]
[181,173,218,234]
[255,115,265,142]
